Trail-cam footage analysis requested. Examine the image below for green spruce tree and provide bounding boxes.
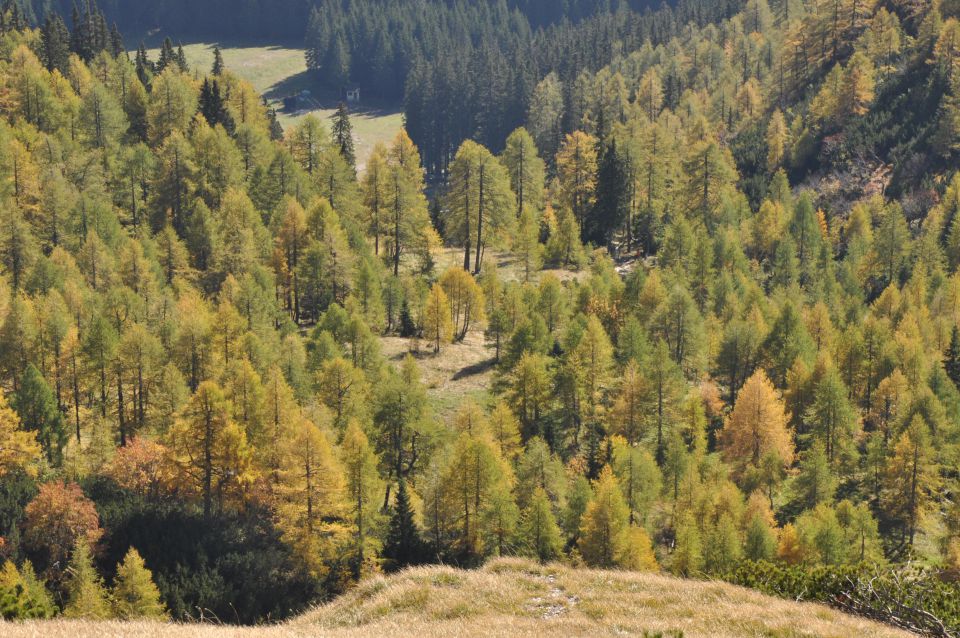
[15,364,66,465]
[383,479,426,570]
[330,102,356,172]
[212,46,225,75]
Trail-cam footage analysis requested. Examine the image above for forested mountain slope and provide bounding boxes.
[9,0,681,41]
[3,0,960,635]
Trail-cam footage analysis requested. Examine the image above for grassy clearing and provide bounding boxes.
[378,247,588,420]
[1,559,912,637]
[145,43,307,94]
[282,109,403,172]
[432,247,588,287]
[143,42,403,168]
[380,328,495,422]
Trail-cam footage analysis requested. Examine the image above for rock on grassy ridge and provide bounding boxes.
[0,559,911,638]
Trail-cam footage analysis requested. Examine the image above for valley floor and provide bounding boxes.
[0,559,911,638]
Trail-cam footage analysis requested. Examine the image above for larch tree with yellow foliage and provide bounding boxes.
[883,415,937,547]
[610,437,661,527]
[610,361,649,445]
[439,267,486,341]
[275,417,349,578]
[501,127,545,215]
[838,51,876,120]
[765,110,788,170]
[720,369,794,477]
[442,140,514,274]
[0,385,39,477]
[165,381,255,518]
[385,130,434,276]
[519,487,562,562]
[488,400,522,461]
[440,430,516,562]
[112,547,167,620]
[578,466,657,570]
[362,142,390,256]
[63,537,111,620]
[556,131,598,229]
[341,419,384,578]
[423,283,453,353]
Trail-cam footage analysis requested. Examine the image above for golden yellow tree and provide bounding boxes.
[112,548,168,620]
[610,361,649,445]
[166,381,255,517]
[440,430,516,560]
[883,415,937,546]
[488,400,521,461]
[839,51,876,119]
[275,417,349,578]
[341,419,384,578]
[578,466,657,570]
[556,131,598,228]
[439,267,486,341]
[0,385,39,477]
[765,110,788,170]
[385,129,434,276]
[423,283,453,353]
[720,369,794,476]
[362,142,390,256]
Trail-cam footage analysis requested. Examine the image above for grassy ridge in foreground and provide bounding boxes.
[0,559,912,637]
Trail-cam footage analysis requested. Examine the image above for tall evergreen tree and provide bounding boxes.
[109,23,124,57]
[14,365,66,466]
[330,102,356,172]
[382,479,426,570]
[176,44,189,72]
[199,78,235,133]
[212,46,225,76]
[40,13,71,72]
[325,35,351,87]
[946,325,960,388]
[156,38,176,73]
[135,42,154,87]
[587,138,630,247]
[266,102,284,141]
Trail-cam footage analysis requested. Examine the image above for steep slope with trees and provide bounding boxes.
[3,0,960,634]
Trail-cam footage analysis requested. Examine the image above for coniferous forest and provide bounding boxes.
[4,0,960,634]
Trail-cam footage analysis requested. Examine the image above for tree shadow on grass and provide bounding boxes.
[451,358,496,381]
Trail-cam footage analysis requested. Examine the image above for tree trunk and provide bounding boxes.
[475,164,485,274]
[463,167,472,271]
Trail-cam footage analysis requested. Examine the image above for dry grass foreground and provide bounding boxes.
[1,558,911,638]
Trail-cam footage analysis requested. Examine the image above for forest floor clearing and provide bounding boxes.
[141,42,403,168]
[380,329,494,421]
[381,249,588,419]
[0,558,912,637]
[432,248,589,286]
